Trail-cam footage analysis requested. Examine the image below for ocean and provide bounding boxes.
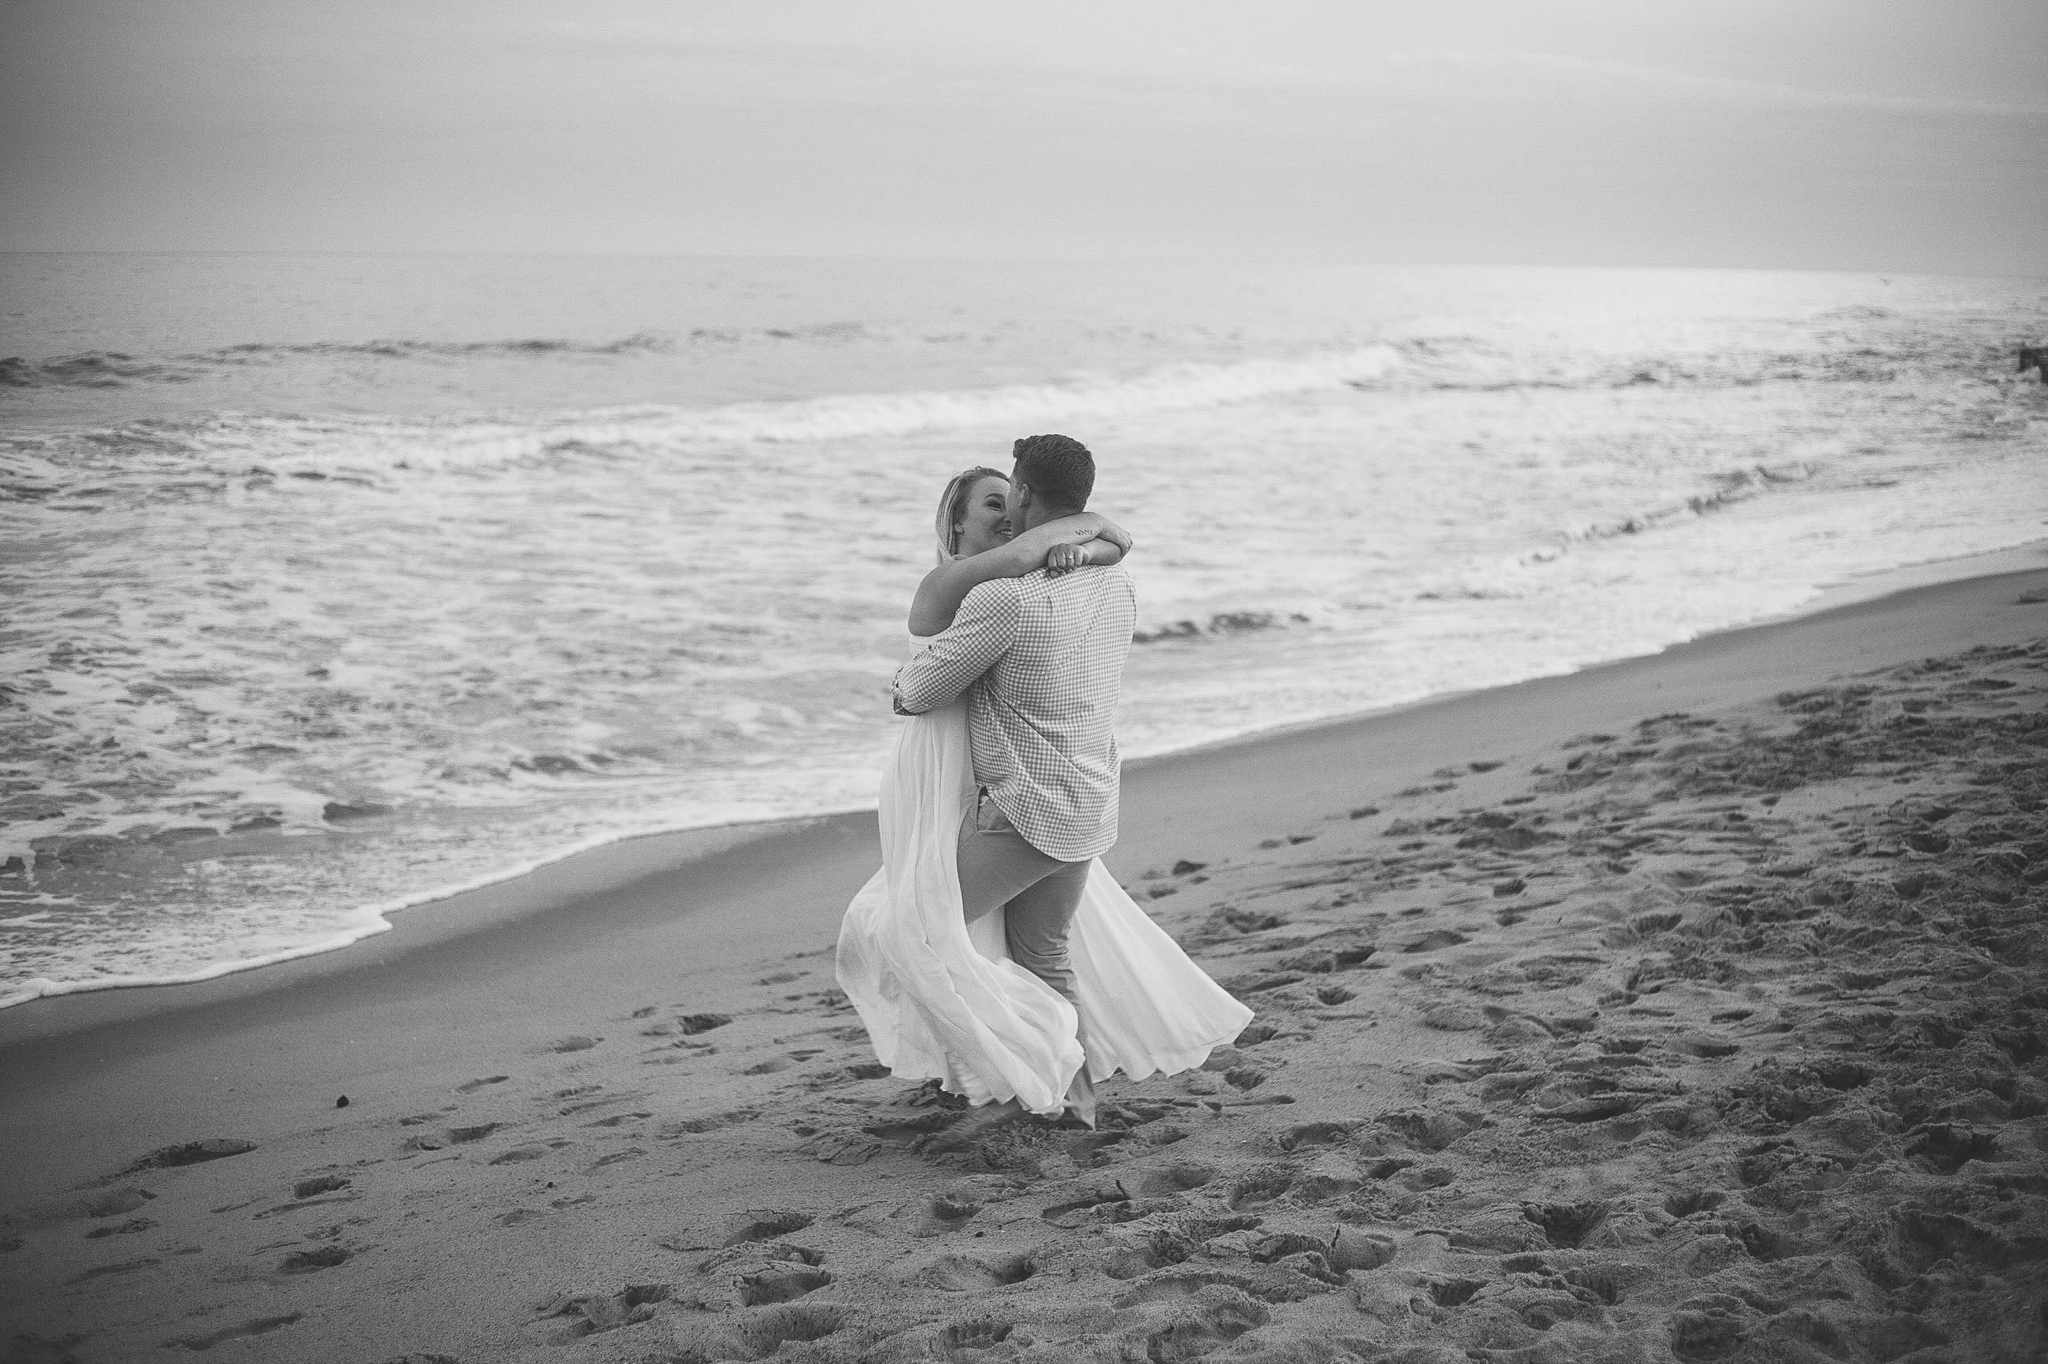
[3,253,2044,1006]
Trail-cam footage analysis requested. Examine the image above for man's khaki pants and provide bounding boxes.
[955,789,1095,1115]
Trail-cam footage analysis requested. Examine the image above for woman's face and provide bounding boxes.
[954,475,1012,557]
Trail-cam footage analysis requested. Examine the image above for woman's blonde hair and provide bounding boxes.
[933,466,1009,563]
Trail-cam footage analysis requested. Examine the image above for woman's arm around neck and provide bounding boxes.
[909,512,1132,636]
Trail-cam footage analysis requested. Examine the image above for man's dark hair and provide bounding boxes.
[1012,433,1094,512]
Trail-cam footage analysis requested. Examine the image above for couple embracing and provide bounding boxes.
[836,434,1250,1141]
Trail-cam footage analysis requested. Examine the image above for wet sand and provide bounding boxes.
[2,552,2045,1363]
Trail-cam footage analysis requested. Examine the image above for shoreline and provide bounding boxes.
[4,538,2042,1026]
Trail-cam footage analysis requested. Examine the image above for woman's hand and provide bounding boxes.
[1087,515,1134,554]
[1045,543,1088,577]
[1053,511,1132,552]
[915,508,1135,631]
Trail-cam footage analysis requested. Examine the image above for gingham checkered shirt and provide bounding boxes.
[893,565,1137,861]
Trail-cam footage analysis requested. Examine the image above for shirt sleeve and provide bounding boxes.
[892,580,1021,715]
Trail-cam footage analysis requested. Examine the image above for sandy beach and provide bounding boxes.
[3,552,2045,1364]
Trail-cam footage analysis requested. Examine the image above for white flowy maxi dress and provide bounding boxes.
[835,699,1253,1116]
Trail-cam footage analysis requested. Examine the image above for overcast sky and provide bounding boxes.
[2,0,2041,273]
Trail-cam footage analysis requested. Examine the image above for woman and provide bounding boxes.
[835,466,1251,1123]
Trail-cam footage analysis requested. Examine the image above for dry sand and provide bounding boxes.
[2,554,2045,1364]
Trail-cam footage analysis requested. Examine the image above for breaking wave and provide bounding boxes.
[1526,463,1817,563]
[1132,610,1311,645]
[1372,335,1960,394]
[0,327,864,390]
[21,346,1405,476]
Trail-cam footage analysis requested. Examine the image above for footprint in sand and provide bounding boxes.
[719,1210,813,1248]
[1222,1166,1295,1211]
[1134,1162,1215,1198]
[1378,1111,1480,1153]
[693,1239,822,1274]
[1522,1200,1610,1249]
[906,1251,1036,1290]
[664,1108,760,1136]
[14,1186,156,1226]
[1422,1276,1485,1307]
[1663,1189,1727,1218]
[677,1012,732,1035]
[1101,1229,1196,1280]
[109,1138,256,1178]
[1274,1120,1360,1153]
[1111,1274,1275,1356]
[736,1263,834,1304]
[1039,1186,1135,1228]
[162,1314,303,1351]
[907,1193,981,1237]
[83,1217,155,1238]
[404,1120,499,1152]
[666,1303,849,1360]
[537,1283,671,1338]
[934,1319,1013,1359]
[280,1245,352,1273]
[728,1304,850,1356]
[489,1144,556,1165]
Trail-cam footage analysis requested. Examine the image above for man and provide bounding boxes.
[892,432,1138,1128]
